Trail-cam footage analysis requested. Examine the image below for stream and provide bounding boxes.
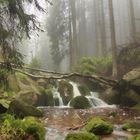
[42,106,139,140]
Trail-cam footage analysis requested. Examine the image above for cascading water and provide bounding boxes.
[52,87,64,106]
[69,82,81,97]
[69,81,112,108]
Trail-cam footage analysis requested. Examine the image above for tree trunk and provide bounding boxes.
[69,0,78,68]
[108,0,118,78]
[129,0,136,43]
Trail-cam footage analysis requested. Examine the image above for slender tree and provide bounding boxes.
[108,0,118,78]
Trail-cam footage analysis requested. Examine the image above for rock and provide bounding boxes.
[83,117,113,135]
[8,99,44,118]
[122,121,140,132]
[128,135,140,140]
[65,132,99,140]
[0,99,10,114]
[36,88,54,106]
[70,96,91,109]
[78,85,90,96]
[58,80,73,105]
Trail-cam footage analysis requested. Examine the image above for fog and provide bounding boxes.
[21,0,140,72]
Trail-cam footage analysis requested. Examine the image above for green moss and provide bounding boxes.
[78,85,90,96]
[58,80,73,105]
[70,96,91,109]
[0,115,46,140]
[128,135,140,140]
[122,121,140,132]
[132,103,140,112]
[65,132,99,140]
[8,99,44,118]
[45,89,54,106]
[83,117,113,135]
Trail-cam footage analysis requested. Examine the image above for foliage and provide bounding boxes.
[70,96,91,109]
[29,57,42,69]
[0,114,46,140]
[47,0,69,70]
[0,0,46,68]
[65,132,99,140]
[83,117,113,135]
[76,57,112,76]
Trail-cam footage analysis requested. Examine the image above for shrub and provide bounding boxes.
[76,56,112,76]
[0,114,46,140]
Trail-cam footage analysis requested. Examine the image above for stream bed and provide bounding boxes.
[41,106,140,140]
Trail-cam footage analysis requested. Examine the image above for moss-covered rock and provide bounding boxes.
[83,117,113,135]
[132,103,140,112]
[65,132,99,140]
[58,80,73,105]
[128,135,140,140]
[122,121,140,132]
[70,96,91,109]
[78,85,90,96]
[8,99,44,118]
[36,88,54,106]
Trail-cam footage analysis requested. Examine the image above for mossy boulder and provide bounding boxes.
[83,117,113,135]
[128,135,140,140]
[70,96,91,109]
[58,80,73,105]
[36,88,54,106]
[78,85,90,96]
[8,99,44,118]
[122,121,140,132]
[65,132,99,140]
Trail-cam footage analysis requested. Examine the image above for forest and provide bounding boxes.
[0,0,140,140]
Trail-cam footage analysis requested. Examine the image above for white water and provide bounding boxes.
[69,82,81,97]
[52,88,64,106]
[52,81,114,108]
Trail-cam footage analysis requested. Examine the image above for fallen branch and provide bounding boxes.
[13,68,118,87]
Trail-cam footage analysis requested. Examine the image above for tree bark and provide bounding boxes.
[108,0,118,78]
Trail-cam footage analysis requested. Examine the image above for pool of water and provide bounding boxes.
[41,106,140,140]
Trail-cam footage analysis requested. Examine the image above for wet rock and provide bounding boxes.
[8,99,44,118]
[78,85,90,96]
[70,96,91,109]
[58,80,73,105]
[122,121,140,132]
[65,132,99,140]
[128,134,140,140]
[83,117,113,135]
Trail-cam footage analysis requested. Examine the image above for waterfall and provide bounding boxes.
[69,82,81,97]
[52,88,64,106]
[86,92,108,107]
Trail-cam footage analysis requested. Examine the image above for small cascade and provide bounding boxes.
[69,82,81,97]
[52,88,64,106]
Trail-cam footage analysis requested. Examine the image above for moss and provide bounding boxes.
[122,121,140,132]
[0,115,46,140]
[132,103,140,112]
[58,80,73,105]
[45,89,54,106]
[78,85,90,96]
[83,117,113,135]
[65,132,99,140]
[128,135,140,140]
[70,96,91,109]
[8,99,44,118]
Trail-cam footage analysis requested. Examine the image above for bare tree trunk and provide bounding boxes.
[129,0,136,42]
[98,0,107,56]
[69,0,78,68]
[108,0,118,78]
